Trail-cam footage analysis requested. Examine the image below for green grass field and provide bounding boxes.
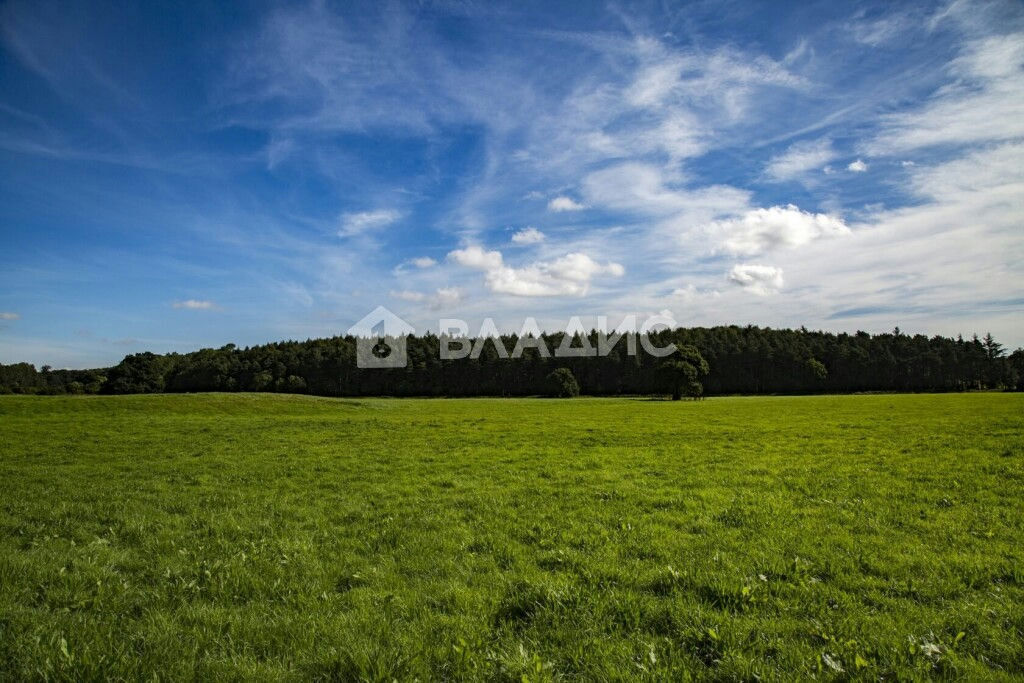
[1,394,1022,680]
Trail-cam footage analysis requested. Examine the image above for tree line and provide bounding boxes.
[1,326,1021,397]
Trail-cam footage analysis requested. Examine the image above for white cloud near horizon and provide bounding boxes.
[0,312,19,320]
[727,264,784,295]
[391,287,461,310]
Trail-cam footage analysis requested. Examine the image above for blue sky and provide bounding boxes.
[1,0,1022,368]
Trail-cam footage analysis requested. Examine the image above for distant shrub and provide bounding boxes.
[546,368,579,398]
[807,358,828,381]
[282,375,307,393]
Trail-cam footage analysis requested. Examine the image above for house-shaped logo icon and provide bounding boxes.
[348,306,415,368]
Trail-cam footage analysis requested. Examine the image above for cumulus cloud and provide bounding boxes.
[338,209,401,237]
[707,204,849,256]
[449,247,624,297]
[848,159,868,172]
[547,196,586,212]
[511,226,545,244]
[172,299,217,310]
[763,139,836,181]
[448,245,504,270]
[727,264,784,295]
[0,312,19,320]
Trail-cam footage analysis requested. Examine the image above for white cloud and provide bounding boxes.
[582,162,750,220]
[646,113,706,161]
[449,247,624,297]
[391,256,438,275]
[448,245,504,270]
[578,112,707,162]
[850,14,914,46]
[391,289,425,302]
[727,264,784,295]
[909,140,1023,200]
[391,287,461,309]
[670,284,719,301]
[847,159,868,172]
[764,139,836,181]
[433,287,462,307]
[486,253,624,296]
[0,312,20,320]
[547,196,586,212]
[172,299,217,310]
[707,204,849,256]
[511,227,545,244]
[624,45,806,116]
[949,31,1024,81]
[865,32,1024,154]
[758,143,1024,338]
[338,209,401,237]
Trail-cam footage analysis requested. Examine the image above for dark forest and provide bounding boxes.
[3,326,1021,397]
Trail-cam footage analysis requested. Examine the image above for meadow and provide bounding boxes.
[0,393,1022,680]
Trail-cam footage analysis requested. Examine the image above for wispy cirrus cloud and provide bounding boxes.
[338,209,402,237]
[172,299,217,311]
[864,32,1024,154]
[390,287,462,310]
[763,139,836,182]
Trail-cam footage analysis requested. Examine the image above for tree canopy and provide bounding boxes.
[2,326,1021,397]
